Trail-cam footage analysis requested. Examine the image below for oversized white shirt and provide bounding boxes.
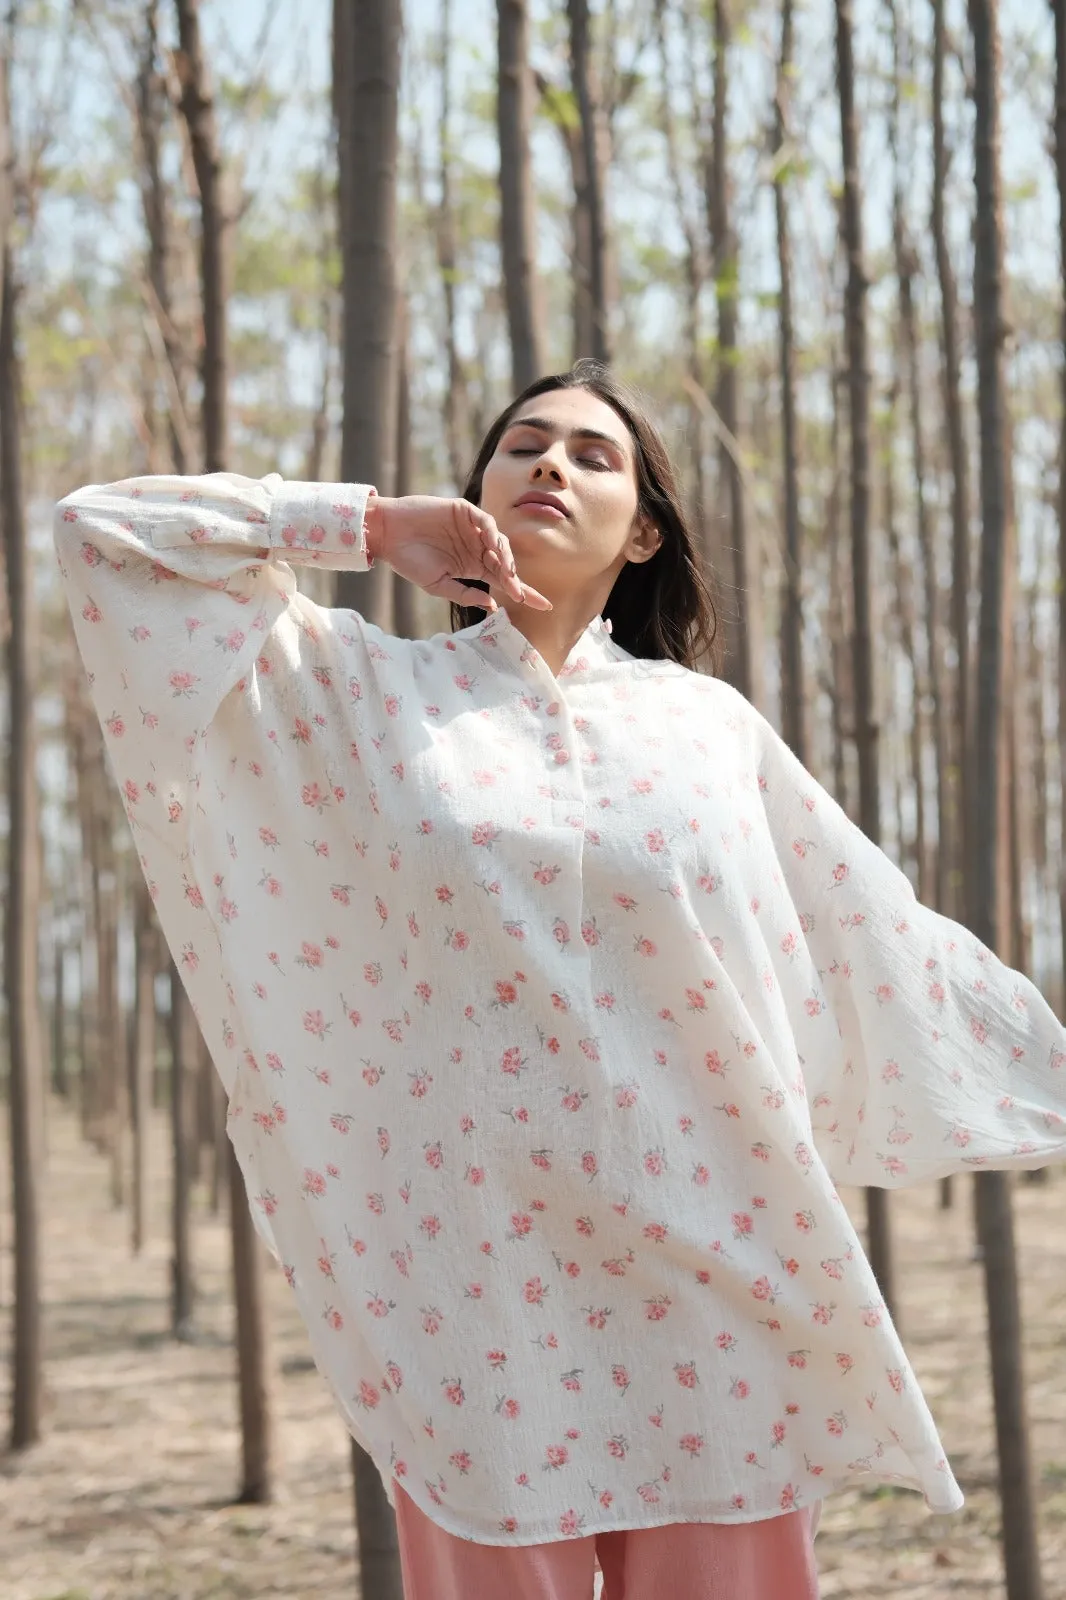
[55,471,1066,1546]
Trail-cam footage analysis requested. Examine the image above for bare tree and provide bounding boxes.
[51,926,69,1098]
[654,0,708,534]
[169,965,196,1336]
[834,0,896,1321]
[333,0,401,632]
[434,0,468,486]
[931,0,972,922]
[882,382,928,899]
[930,0,970,1210]
[130,878,157,1256]
[825,357,851,808]
[86,753,126,1208]
[567,0,611,362]
[2,39,45,1452]
[227,1142,275,1502]
[968,4,1045,1597]
[1052,0,1066,1017]
[174,0,226,468]
[773,0,804,761]
[705,0,760,707]
[392,295,421,638]
[887,0,948,912]
[137,0,189,473]
[498,0,545,390]
[332,0,406,1589]
[174,0,275,1505]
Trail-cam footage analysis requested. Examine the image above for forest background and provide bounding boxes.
[3,0,1066,1598]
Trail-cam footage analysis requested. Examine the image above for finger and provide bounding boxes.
[473,515,525,602]
[483,548,549,609]
[467,503,502,544]
[434,577,498,611]
[468,507,506,563]
[464,505,547,608]
[489,542,524,604]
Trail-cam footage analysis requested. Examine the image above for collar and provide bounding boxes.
[457,609,628,681]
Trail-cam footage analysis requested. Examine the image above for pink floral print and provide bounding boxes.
[54,470,1066,1548]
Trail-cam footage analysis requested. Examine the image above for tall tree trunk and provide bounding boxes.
[89,772,126,1209]
[227,1142,274,1502]
[131,879,157,1256]
[826,359,850,810]
[835,0,897,1322]
[175,0,274,1504]
[209,1053,228,1215]
[138,0,189,474]
[174,0,226,470]
[1053,0,1066,1022]
[392,299,421,637]
[71,725,103,1148]
[52,935,68,1097]
[498,0,545,390]
[169,963,196,1337]
[2,194,46,1447]
[333,0,401,631]
[969,4,1044,1595]
[888,0,948,911]
[883,388,928,899]
[299,157,337,612]
[333,2,406,1586]
[774,0,804,761]
[655,0,706,540]
[435,0,468,485]
[567,0,611,362]
[706,0,760,706]
[932,0,972,930]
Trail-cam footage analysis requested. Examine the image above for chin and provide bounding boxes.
[501,515,570,543]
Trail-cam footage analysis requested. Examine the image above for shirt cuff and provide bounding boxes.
[267,478,375,569]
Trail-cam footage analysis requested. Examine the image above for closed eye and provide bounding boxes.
[508,448,611,470]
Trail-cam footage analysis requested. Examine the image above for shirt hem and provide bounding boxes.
[373,1465,966,1547]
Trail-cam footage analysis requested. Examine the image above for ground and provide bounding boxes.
[1,1098,1064,1600]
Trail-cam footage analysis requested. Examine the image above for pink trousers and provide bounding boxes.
[394,1484,821,1599]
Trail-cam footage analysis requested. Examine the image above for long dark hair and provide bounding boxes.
[450,361,721,672]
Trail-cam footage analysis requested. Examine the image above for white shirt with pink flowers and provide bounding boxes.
[55,470,1066,1545]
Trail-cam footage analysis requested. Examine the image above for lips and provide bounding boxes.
[514,491,569,518]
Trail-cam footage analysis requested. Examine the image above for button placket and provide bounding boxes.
[517,650,591,994]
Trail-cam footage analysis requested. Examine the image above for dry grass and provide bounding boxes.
[1,1097,1064,1599]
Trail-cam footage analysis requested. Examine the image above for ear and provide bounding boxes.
[626,514,663,566]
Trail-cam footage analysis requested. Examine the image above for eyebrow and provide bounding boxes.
[503,415,628,455]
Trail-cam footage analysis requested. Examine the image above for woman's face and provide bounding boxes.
[478,387,661,603]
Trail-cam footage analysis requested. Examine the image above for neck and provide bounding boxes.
[500,592,605,676]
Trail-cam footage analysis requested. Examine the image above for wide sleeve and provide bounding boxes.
[54,471,372,846]
[59,473,372,800]
[54,471,374,1095]
[748,702,1066,1189]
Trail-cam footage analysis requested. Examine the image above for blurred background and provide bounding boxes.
[2,0,1066,1596]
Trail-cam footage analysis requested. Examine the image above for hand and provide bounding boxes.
[366,495,552,612]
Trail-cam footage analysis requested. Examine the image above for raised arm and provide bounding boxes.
[56,472,551,1100]
[56,471,551,844]
[747,701,1066,1188]
[54,472,374,844]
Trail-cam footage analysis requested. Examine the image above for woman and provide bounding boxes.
[56,361,1066,1599]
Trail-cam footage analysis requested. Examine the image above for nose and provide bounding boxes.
[530,444,568,486]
